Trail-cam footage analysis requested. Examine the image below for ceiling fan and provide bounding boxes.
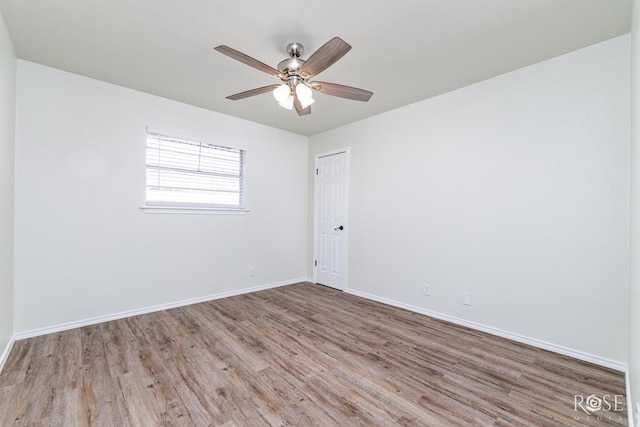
[214,37,373,116]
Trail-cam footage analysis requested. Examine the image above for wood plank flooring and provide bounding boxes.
[0,283,627,426]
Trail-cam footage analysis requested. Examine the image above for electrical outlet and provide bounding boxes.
[249,267,255,277]
[423,284,431,296]
[462,292,472,306]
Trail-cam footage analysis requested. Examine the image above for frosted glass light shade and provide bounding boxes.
[299,96,315,109]
[295,83,313,101]
[273,84,291,103]
[279,94,294,110]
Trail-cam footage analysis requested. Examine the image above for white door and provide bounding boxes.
[314,150,348,290]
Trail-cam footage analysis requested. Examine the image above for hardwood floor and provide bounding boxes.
[0,283,627,426]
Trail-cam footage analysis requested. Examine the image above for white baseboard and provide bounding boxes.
[346,288,627,373]
[14,277,309,340]
[0,333,16,375]
[10,279,627,374]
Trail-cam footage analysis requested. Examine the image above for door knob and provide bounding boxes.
[334,225,344,231]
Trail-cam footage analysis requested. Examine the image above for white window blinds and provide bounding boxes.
[146,132,246,208]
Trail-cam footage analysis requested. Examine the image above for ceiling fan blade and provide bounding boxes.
[214,45,281,77]
[299,37,351,79]
[311,81,373,102]
[294,96,311,116]
[226,85,280,100]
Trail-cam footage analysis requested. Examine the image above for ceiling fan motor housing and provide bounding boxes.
[277,58,305,76]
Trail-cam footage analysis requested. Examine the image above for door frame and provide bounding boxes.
[312,147,350,290]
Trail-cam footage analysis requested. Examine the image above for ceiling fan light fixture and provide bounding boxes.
[296,83,315,108]
[299,95,315,109]
[273,84,291,103]
[295,83,313,101]
[279,94,294,110]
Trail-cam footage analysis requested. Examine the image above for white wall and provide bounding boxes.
[629,0,640,421]
[309,36,630,364]
[13,61,308,333]
[0,10,16,362]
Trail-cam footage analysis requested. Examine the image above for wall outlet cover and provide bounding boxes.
[462,292,472,306]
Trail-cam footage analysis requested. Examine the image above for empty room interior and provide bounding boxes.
[1,1,640,425]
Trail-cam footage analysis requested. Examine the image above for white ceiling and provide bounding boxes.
[0,0,632,136]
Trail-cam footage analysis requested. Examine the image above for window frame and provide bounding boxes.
[141,130,249,215]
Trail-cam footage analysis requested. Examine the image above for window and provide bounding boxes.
[145,131,246,211]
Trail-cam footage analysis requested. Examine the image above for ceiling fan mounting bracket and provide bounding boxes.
[286,42,303,58]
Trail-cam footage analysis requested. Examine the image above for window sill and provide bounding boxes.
[140,205,249,215]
